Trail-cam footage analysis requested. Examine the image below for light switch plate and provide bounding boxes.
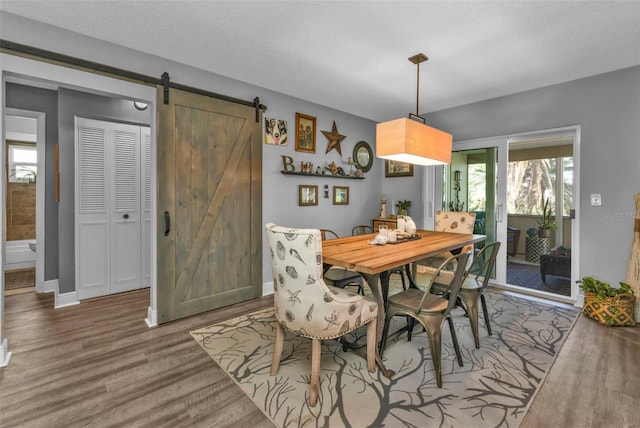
[590,194,602,206]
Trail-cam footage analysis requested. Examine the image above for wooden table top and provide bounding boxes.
[322,230,486,275]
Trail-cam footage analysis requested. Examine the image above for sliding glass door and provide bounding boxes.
[439,138,508,284]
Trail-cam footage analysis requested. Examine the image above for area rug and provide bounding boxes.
[191,291,578,428]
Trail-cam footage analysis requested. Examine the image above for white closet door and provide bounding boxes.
[76,118,145,299]
[141,127,152,287]
[110,125,142,293]
[76,119,110,300]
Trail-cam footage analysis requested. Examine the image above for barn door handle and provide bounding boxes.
[164,211,170,236]
[123,213,129,219]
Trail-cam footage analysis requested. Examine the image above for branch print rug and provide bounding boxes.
[191,291,578,427]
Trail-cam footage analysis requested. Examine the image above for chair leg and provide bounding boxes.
[366,318,377,373]
[380,312,394,357]
[460,291,481,349]
[407,317,415,341]
[309,339,321,407]
[270,322,284,375]
[480,293,492,336]
[447,315,463,367]
[422,318,443,388]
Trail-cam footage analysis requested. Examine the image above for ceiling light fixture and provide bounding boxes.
[376,53,452,166]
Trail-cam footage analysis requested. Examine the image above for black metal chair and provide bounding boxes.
[380,252,470,387]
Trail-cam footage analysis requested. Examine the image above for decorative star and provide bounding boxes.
[321,121,346,156]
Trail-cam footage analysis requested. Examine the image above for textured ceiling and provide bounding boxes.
[1,0,639,121]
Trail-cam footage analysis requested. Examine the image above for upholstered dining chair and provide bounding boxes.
[380,252,470,388]
[351,224,408,290]
[419,211,477,270]
[320,229,365,295]
[265,223,378,406]
[424,241,501,349]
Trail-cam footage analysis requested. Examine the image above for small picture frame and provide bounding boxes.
[299,185,318,206]
[333,186,349,205]
[295,113,316,153]
[385,160,414,177]
[265,117,288,146]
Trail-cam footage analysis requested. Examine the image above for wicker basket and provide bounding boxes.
[583,292,636,326]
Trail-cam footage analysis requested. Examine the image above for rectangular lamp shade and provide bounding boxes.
[376,118,453,166]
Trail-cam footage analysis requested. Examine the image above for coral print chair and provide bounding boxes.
[264,223,378,407]
[419,211,476,270]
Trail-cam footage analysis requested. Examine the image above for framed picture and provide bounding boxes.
[265,117,288,146]
[385,160,414,177]
[298,185,318,206]
[333,186,349,205]
[295,113,316,153]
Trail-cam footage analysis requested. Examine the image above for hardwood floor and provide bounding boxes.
[0,289,274,428]
[1,289,638,427]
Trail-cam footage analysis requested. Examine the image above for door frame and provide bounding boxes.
[431,125,581,305]
[4,108,46,293]
[1,53,158,366]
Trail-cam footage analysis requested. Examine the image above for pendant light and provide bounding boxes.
[376,53,452,166]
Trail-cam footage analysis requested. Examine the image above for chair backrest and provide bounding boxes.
[265,223,369,339]
[320,229,339,240]
[435,211,476,234]
[419,251,470,315]
[352,225,374,236]
[467,241,501,290]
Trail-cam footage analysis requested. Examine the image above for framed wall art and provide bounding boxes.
[299,184,318,206]
[333,186,349,205]
[265,117,288,145]
[385,160,414,177]
[295,113,316,153]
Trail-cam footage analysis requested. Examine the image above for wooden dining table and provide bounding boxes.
[322,229,486,375]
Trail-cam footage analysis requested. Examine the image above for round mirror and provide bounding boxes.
[353,141,373,172]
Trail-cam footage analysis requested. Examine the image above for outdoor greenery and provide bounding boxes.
[536,196,557,230]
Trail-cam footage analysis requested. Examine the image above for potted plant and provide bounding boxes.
[396,200,411,216]
[579,277,636,326]
[536,196,557,238]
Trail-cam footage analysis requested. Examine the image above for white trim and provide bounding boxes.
[0,338,11,367]
[55,289,79,309]
[144,306,157,327]
[263,281,274,296]
[43,279,57,294]
[4,108,46,293]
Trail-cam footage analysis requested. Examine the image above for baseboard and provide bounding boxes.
[145,306,157,327]
[55,289,79,308]
[263,281,274,296]
[38,279,57,294]
[0,338,11,367]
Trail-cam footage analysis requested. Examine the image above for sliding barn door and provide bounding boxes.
[157,87,262,324]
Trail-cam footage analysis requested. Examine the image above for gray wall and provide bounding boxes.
[426,66,640,285]
[5,83,59,281]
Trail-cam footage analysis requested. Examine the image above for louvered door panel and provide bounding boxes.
[110,125,141,294]
[76,119,110,299]
[76,118,147,299]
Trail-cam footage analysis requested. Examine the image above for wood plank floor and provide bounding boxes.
[0,290,275,428]
[1,289,638,427]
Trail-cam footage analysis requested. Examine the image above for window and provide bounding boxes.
[8,144,37,183]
